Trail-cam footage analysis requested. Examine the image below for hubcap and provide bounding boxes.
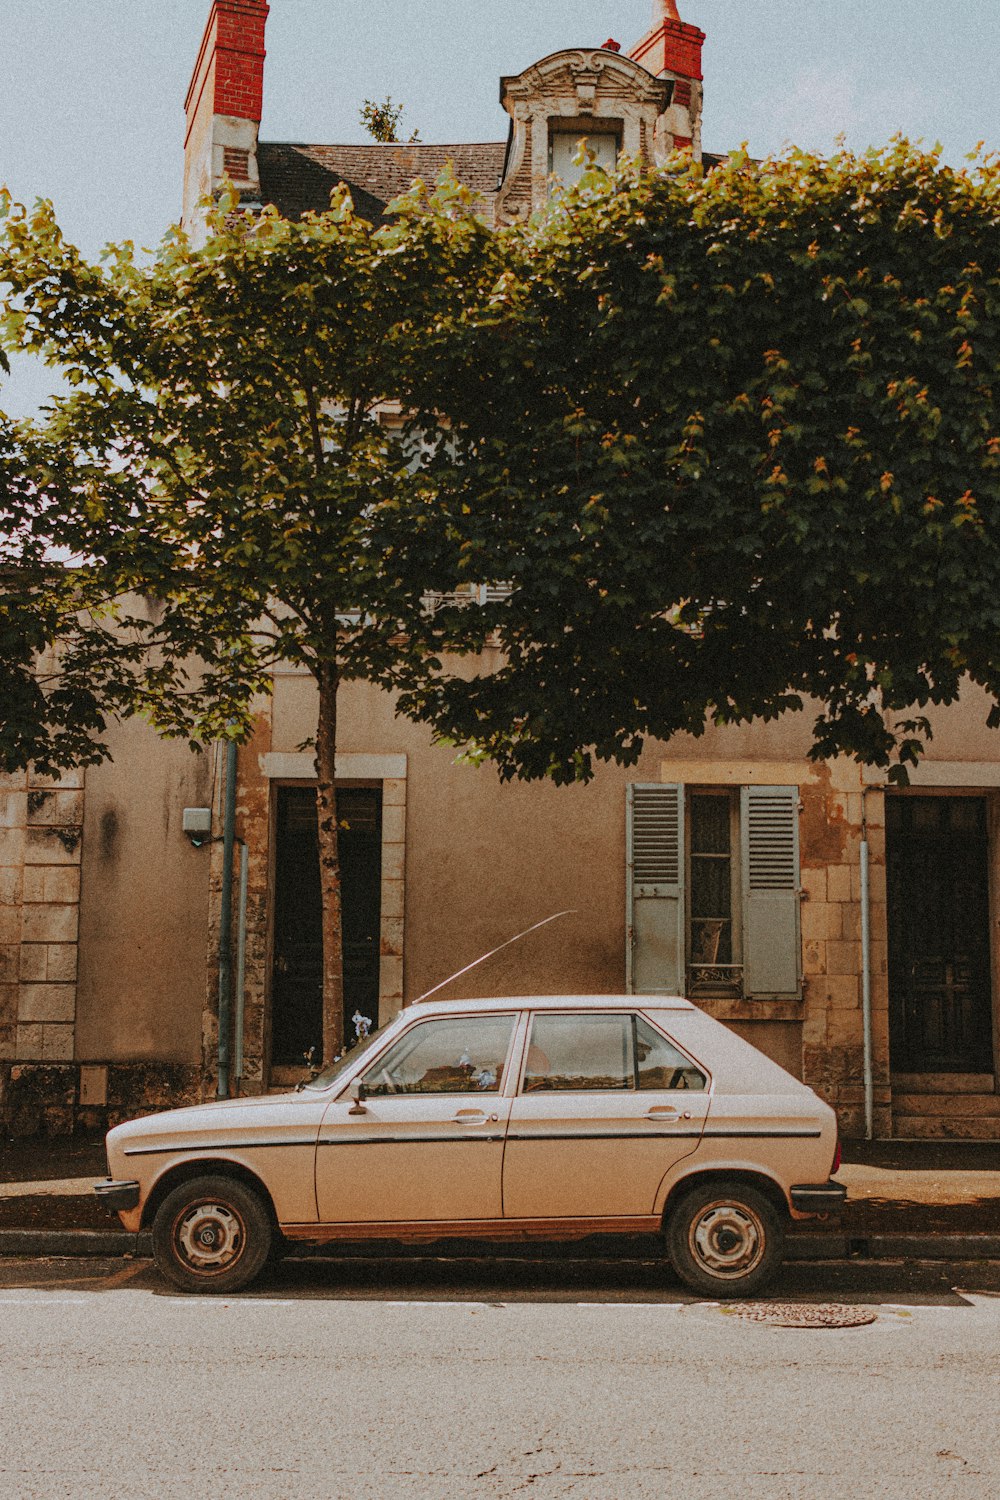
[175,1201,245,1273]
[689,1201,765,1279]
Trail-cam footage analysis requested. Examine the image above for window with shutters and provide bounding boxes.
[687,790,743,999]
[627,782,801,1002]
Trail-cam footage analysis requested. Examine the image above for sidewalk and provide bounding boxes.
[1,1133,999,1260]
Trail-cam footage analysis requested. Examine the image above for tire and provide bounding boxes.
[152,1174,273,1294]
[666,1181,785,1298]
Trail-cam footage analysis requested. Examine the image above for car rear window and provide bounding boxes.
[522,1013,706,1093]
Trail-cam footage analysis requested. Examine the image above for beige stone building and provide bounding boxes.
[3,0,999,1141]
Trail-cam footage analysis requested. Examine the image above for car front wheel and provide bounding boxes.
[666,1181,785,1298]
[152,1174,273,1294]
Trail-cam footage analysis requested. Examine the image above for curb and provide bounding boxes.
[2,1228,1000,1262]
[786,1232,1000,1261]
[0,1229,151,1258]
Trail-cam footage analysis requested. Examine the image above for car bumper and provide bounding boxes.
[94,1178,140,1213]
[790,1180,847,1215]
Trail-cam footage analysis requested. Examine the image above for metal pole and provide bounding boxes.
[860,790,874,1141]
[216,740,238,1100]
[234,841,249,1092]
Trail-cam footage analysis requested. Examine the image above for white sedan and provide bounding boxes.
[96,994,845,1297]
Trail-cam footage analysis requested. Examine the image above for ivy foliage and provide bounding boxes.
[402,141,1000,783]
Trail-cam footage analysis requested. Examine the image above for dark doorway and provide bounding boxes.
[271,786,383,1068]
[886,796,994,1074]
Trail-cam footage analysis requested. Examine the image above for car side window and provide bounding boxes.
[522,1014,633,1092]
[521,1013,707,1093]
[361,1015,516,1096]
[635,1016,707,1091]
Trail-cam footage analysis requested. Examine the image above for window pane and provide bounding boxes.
[635,1017,706,1091]
[690,858,731,918]
[690,795,730,855]
[689,792,733,967]
[550,131,618,186]
[690,918,731,965]
[523,1014,633,1092]
[363,1015,515,1096]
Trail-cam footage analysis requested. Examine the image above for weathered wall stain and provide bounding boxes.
[800,762,848,867]
[99,809,119,861]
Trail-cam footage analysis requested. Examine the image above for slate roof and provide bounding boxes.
[257,141,509,224]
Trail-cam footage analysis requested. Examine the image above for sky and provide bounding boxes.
[1,0,998,415]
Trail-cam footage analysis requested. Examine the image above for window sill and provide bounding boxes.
[689,996,804,1023]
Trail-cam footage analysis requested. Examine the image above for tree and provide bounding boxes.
[5,140,1000,1056]
[401,141,1000,784]
[0,177,498,1059]
[0,406,157,776]
[360,96,420,144]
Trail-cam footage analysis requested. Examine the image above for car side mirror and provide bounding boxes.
[348,1078,368,1115]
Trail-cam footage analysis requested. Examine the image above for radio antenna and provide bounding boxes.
[413,910,576,1004]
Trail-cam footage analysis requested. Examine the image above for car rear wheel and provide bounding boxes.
[152,1174,273,1294]
[666,1181,785,1298]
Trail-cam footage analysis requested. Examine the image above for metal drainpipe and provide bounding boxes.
[234,840,249,1095]
[216,740,238,1100]
[860,786,875,1141]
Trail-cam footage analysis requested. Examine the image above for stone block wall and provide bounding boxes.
[799,772,890,1138]
[0,768,84,1071]
[0,768,84,1134]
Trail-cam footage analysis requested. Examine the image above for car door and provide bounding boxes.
[316,1011,518,1225]
[502,1010,710,1221]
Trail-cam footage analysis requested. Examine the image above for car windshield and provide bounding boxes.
[300,1026,387,1091]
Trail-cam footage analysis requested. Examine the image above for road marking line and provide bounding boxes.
[158,1298,298,1307]
[573,1301,688,1309]
[0,1290,88,1302]
[377,1299,691,1309]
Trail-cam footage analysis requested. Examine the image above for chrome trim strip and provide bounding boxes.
[124,1126,819,1156]
[506,1130,703,1141]
[318,1134,507,1146]
[123,1139,316,1156]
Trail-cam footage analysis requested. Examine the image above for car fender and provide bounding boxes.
[654,1155,791,1221]
[135,1149,289,1230]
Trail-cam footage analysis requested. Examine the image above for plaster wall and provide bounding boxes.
[75,719,213,1064]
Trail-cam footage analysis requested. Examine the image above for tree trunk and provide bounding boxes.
[315,659,345,1063]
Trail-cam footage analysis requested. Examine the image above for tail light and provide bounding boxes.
[831,1136,842,1175]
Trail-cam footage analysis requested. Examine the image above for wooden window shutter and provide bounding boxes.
[740,785,801,999]
[627,783,686,995]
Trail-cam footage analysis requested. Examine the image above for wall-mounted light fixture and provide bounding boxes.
[182,807,213,848]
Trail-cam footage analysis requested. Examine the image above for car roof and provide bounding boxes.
[409,994,695,1016]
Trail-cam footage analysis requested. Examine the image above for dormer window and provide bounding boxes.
[549,126,620,187]
[497,49,670,221]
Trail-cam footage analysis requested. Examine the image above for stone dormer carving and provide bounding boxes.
[496,48,670,223]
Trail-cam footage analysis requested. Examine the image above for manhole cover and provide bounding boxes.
[722,1302,877,1329]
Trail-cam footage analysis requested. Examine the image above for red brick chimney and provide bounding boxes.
[628,0,705,158]
[182,0,270,232]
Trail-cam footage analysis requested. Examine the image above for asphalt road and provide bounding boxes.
[1,1256,999,1500]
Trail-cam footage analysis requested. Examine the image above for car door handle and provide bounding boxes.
[645,1107,692,1121]
[451,1110,499,1125]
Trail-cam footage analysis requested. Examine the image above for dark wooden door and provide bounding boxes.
[271,786,383,1068]
[886,796,994,1073]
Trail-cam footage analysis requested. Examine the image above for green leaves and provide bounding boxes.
[3,142,1000,789]
[405,141,1000,782]
[0,174,501,770]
